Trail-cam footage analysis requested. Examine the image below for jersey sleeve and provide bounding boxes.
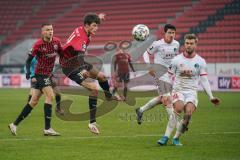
[71,38,86,52]
[146,41,160,55]
[30,57,37,77]
[57,40,63,55]
[168,57,177,75]
[200,59,207,76]
[30,42,39,56]
[66,30,87,52]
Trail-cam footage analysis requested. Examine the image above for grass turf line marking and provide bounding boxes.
[1,131,240,141]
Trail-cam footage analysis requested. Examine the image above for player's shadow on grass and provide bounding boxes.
[55,88,159,121]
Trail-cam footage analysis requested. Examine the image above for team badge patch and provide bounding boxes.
[194,63,200,69]
[82,43,87,51]
[54,44,58,50]
[149,46,154,50]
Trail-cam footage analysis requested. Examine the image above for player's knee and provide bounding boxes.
[29,98,38,107]
[185,103,195,115]
[174,104,182,113]
[45,94,54,103]
[97,72,106,82]
[161,96,171,106]
[89,84,98,97]
[185,110,193,117]
[174,108,182,114]
[90,89,98,97]
[173,101,184,114]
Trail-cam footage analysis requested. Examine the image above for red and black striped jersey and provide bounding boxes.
[60,26,90,68]
[30,37,62,76]
[114,52,132,74]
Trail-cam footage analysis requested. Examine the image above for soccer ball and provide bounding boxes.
[132,24,150,41]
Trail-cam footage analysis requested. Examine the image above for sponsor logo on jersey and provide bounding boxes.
[180,70,193,78]
[45,52,57,58]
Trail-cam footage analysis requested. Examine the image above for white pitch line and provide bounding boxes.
[200,131,240,135]
[0,134,159,141]
[1,131,240,142]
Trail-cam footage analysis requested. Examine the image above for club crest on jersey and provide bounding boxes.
[194,63,200,69]
[82,43,87,51]
[149,46,154,50]
[54,44,58,50]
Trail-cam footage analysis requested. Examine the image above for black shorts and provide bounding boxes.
[62,62,93,85]
[30,76,36,88]
[34,74,53,90]
[117,73,130,83]
[50,74,57,88]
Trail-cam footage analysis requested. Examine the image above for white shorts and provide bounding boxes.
[172,90,198,107]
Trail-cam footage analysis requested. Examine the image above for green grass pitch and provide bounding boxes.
[0,89,240,160]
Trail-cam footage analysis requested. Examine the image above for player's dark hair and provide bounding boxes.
[84,13,101,25]
[41,23,52,28]
[184,33,198,43]
[164,24,176,33]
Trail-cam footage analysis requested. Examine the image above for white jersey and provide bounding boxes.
[169,53,207,92]
[147,39,179,83]
[147,39,179,67]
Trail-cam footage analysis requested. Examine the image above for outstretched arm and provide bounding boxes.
[200,75,220,105]
[143,51,150,64]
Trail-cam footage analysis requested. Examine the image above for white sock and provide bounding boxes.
[140,97,160,113]
[173,117,183,139]
[164,107,177,137]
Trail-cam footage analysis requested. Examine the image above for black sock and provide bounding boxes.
[98,80,111,98]
[27,95,32,102]
[55,94,61,109]
[123,87,128,98]
[183,114,191,127]
[44,103,52,130]
[89,96,97,123]
[14,103,33,125]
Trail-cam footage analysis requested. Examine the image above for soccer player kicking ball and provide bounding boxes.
[9,23,62,136]
[161,34,220,146]
[60,13,114,134]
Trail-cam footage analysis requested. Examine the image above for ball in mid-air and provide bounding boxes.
[132,24,150,41]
